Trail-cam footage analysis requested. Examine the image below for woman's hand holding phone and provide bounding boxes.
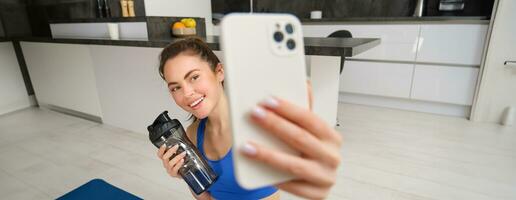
[241,96,343,200]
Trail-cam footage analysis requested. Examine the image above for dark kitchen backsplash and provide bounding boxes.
[425,0,494,17]
[27,0,145,36]
[0,0,32,37]
[257,0,417,18]
[212,0,251,13]
[25,0,146,19]
[0,17,5,37]
[212,0,417,18]
[212,0,494,20]
[146,16,207,40]
[0,0,145,37]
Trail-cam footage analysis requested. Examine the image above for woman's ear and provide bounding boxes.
[215,63,224,82]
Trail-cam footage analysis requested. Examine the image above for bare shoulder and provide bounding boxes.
[186,120,200,147]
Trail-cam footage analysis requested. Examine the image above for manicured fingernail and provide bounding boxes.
[252,107,266,118]
[241,143,257,155]
[263,97,279,108]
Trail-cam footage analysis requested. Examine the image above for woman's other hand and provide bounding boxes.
[157,144,187,178]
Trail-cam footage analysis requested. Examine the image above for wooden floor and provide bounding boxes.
[0,103,515,199]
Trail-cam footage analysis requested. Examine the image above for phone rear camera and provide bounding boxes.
[286,39,296,50]
[273,31,284,42]
[285,24,294,34]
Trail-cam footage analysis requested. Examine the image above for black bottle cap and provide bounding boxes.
[147,111,182,143]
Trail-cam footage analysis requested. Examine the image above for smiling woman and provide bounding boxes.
[155,37,342,200]
[158,37,222,122]
[156,37,280,199]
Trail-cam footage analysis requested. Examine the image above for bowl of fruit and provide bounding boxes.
[172,18,197,37]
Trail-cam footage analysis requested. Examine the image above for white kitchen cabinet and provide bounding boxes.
[339,60,414,98]
[21,42,103,117]
[302,24,419,61]
[411,64,479,105]
[416,24,488,65]
[303,22,487,117]
[89,45,190,134]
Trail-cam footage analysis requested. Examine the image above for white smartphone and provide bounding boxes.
[220,13,309,189]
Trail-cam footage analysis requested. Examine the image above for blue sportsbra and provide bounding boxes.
[196,118,277,199]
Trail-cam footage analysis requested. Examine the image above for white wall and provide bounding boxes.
[471,0,516,124]
[144,0,213,35]
[0,42,31,115]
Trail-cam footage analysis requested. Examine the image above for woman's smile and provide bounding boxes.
[189,95,206,110]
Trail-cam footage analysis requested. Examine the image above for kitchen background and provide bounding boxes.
[1,0,495,38]
[0,0,145,37]
[5,0,511,121]
[1,0,515,199]
[0,0,502,123]
[212,0,494,19]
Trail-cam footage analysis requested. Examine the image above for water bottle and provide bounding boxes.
[147,111,218,195]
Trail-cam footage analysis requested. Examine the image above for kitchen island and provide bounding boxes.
[11,36,379,133]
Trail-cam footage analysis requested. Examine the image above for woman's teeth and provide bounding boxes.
[189,96,204,107]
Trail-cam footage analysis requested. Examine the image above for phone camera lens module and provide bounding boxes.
[273,31,284,42]
[286,39,296,50]
[285,24,294,34]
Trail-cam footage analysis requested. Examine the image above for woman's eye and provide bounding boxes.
[170,86,180,92]
[191,75,199,81]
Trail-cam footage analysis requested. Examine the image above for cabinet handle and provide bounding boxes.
[505,61,516,70]
[504,61,516,66]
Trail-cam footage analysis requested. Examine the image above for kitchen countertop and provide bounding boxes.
[47,16,206,24]
[48,17,148,23]
[10,36,380,57]
[301,16,490,24]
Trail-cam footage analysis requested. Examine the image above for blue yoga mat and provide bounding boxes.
[57,179,142,200]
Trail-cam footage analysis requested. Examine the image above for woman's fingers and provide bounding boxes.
[158,144,185,178]
[241,142,335,187]
[260,97,342,144]
[157,144,166,158]
[171,158,185,176]
[276,180,330,200]
[250,106,341,168]
[161,144,179,167]
[166,151,186,177]
[306,80,313,111]
[168,151,187,170]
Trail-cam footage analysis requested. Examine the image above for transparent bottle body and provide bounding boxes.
[153,128,218,195]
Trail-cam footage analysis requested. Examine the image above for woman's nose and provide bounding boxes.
[183,84,195,97]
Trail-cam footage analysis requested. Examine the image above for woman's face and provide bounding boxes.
[163,53,224,119]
